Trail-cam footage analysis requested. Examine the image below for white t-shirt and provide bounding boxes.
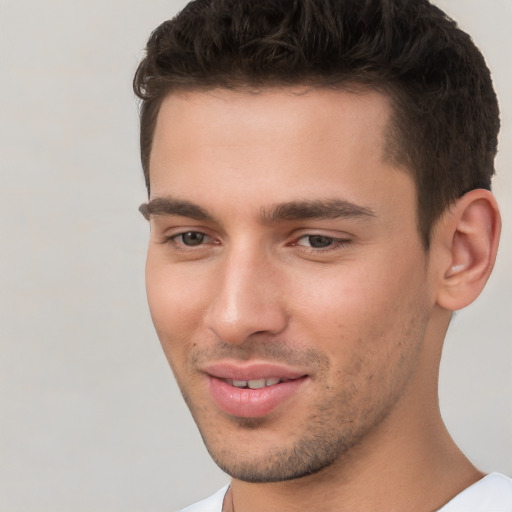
[179,485,228,512]
[439,473,512,511]
[179,473,512,512]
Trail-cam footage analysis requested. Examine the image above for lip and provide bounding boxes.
[204,361,308,418]
[204,361,307,381]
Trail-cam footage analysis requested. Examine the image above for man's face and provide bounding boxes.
[145,87,438,482]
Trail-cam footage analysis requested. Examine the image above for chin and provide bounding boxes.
[200,422,354,483]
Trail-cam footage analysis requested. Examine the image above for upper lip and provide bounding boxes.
[203,361,307,381]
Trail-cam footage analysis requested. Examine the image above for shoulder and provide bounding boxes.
[178,485,230,512]
[439,473,512,512]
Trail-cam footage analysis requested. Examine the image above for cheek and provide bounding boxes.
[145,255,210,360]
[298,264,429,423]
[291,249,429,361]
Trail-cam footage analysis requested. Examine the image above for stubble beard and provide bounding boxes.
[172,310,427,484]
[183,376,397,484]
[203,408,361,483]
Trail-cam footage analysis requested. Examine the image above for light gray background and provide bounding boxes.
[0,1,510,510]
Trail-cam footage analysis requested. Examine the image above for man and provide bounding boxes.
[134,0,511,510]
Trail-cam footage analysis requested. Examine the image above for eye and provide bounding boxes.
[292,233,353,253]
[296,235,337,248]
[173,231,209,246]
[159,229,219,257]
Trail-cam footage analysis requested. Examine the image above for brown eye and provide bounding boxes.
[179,232,206,246]
[305,235,334,248]
[294,234,351,251]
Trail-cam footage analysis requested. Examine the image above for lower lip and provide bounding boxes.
[208,376,307,418]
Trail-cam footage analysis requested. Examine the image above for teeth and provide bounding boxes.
[230,378,282,389]
[248,379,266,389]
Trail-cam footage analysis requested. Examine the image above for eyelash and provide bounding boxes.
[162,231,216,250]
[293,234,352,252]
[162,231,352,253]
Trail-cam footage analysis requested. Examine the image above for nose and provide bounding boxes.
[204,246,288,345]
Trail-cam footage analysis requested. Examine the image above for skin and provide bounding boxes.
[144,87,500,511]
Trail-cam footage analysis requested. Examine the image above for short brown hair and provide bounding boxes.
[133,0,499,247]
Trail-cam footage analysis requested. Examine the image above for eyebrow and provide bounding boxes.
[260,199,376,223]
[139,197,215,221]
[139,196,375,223]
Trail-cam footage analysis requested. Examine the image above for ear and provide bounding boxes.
[434,189,501,311]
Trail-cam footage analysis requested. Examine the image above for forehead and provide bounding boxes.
[149,87,411,219]
[151,87,393,169]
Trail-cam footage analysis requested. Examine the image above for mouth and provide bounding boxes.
[225,377,291,389]
[204,362,308,418]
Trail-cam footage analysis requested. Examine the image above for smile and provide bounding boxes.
[227,377,285,389]
[206,375,307,419]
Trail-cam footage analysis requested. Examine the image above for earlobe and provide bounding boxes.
[435,189,501,311]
